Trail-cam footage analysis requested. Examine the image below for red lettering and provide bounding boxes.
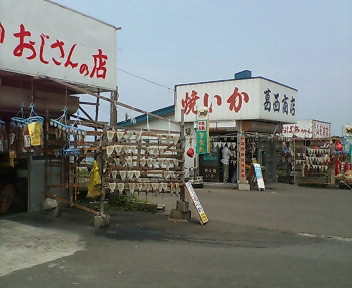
[39,34,50,64]
[51,39,65,66]
[203,93,213,113]
[181,90,200,115]
[90,48,108,79]
[227,87,249,112]
[214,95,222,106]
[79,63,90,76]
[13,24,36,60]
[0,22,5,44]
[64,44,78,69]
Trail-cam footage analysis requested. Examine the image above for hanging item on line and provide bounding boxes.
[187,147,194,158]
[11,103,44,148]
[26,104,44,147]
[87,160,102,198]
[28,122,43,146]
[50,107,85,136]
[0,120,8,152]
[50,107,86,156]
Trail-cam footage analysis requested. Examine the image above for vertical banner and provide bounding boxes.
[185,181,208,225]
[238,135,246,184]
[253,163,265,190]
[196,120,208,154]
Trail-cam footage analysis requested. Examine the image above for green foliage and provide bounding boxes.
[110,194,148,211]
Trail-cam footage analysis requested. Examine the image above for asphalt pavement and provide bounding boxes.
[0,183,351,288]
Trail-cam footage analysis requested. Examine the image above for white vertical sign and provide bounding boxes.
[253,163,265,190]
[185,182,208,225]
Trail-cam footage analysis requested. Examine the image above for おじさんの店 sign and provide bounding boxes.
[0,0,117,91]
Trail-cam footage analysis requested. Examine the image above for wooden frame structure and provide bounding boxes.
[43,77,187,216]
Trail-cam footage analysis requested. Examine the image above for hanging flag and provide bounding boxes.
[196,119,208,154]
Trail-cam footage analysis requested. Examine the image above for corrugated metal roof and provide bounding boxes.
[175,76,298,92]
[118,105,175,127]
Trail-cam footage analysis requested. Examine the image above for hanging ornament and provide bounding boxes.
[107,130,115,142]
[129,183,136,194]
[117,183,125,193]
[111,171,118,179]
[137,183,143,192]
[108,182,116,193]
[116,131,124,141]
[134,170,141,178]
[127,170,134,179]
[119,170,127,180]
[106,145,114,157]
[187,148,194,158]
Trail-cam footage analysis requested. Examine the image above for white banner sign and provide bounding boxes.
[175,77,297,123]
[185,182,208,225]
[253,163,265,190]
[282,120,331,138]
[0,0,117,91]
[175,78,297,124]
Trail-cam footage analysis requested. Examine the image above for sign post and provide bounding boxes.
[253,163,265,191]
[185,181,208,225]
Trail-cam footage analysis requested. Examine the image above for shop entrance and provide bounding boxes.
[199,134,238,183]
[0,154,28,215]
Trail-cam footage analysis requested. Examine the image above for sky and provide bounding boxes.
[53,0,352,136]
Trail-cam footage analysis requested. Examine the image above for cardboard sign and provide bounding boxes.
[185,182,208,225]
[28,122,43,146]
[253,163,265,190]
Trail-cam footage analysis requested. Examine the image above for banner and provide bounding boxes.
[196,120,208,154]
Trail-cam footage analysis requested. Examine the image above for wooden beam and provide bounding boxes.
[45,76,182,127]
[79,101,99,106]
[44,191,107,217]
[79,106,94,121]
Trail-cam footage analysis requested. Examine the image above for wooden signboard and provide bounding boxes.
[253,163,265,191]
[185,181,208,225]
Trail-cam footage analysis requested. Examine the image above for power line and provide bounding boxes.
[118,68,174,92]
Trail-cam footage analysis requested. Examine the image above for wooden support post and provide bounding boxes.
[180,109,186,202]
[110,89,118,126]
[98,135,106,215]
[44,112,50,195]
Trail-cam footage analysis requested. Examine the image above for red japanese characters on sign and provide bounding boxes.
[239,136,246,184]
[282,125,312,136]
[2,23,109,80]
[197,121,207,131]
[181,88,250,116]
[0,22,5,44]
